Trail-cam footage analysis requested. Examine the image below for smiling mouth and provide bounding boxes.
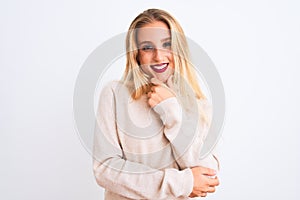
[150,63,168,73]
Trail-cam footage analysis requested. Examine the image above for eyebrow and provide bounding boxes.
[138,37,171,46]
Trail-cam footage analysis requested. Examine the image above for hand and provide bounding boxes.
[189,166,219,198]
[147,76,176,108]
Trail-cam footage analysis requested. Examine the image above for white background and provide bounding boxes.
[1,0,299,199]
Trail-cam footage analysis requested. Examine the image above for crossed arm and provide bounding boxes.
[93,80,220,199]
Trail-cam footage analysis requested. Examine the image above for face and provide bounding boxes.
[136,21,174,83]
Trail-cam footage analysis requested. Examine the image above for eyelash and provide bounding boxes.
[142,45,154,51]
[163,42,171,48]
[140,42,171,51]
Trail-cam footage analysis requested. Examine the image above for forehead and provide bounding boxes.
[136,21,171,43]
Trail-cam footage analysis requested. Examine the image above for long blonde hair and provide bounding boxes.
[122,8,206,102]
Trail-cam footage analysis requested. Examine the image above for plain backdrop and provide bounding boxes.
[1,0,299,199]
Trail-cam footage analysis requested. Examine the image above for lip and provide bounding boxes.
[150,63,168,73]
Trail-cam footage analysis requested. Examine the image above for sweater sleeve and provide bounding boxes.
[93,82,193,199]
[153,97,220,171]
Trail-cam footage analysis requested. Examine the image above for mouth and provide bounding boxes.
[150,63,168,73]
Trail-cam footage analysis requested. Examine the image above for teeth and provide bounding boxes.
[152,63,167,70]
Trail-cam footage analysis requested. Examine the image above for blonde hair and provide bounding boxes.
[122,8,206,102]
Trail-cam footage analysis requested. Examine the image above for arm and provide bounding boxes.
[93,82,193,199]
[151,88,220,171]
[153,97,221,198]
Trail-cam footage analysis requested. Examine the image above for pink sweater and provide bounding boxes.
[93,81,220,200]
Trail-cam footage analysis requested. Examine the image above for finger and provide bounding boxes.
[200,192,207,197]
[150,78,176,99]
[151,85,164,95]
[150,93,161,102]
[206,186,216,193]
[208,177,220,187]
[189,193,197,198]
[150,86,158,92]
[148,98,157,108]
[199,166,217,176]
[147,91,152,98]
[148,94,162,106]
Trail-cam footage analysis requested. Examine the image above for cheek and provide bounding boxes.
[138,52,152,65]
[140,65,150,74]
[138,53,151,74]
[168,54,174,68]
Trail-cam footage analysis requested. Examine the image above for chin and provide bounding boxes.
[155,73,172,83]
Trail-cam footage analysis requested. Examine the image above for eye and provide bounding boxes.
[141,45,154,51]
[163,41,171,48]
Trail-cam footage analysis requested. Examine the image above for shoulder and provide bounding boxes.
[96,81,124,111]
[99,80,125,96]
[101,80,121,91]
[98,80,133,103]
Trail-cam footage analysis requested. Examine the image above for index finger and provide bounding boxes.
[150,85,158,92]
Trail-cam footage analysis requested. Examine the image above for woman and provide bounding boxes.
[93,8,220,199]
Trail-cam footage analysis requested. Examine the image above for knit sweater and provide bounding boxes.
[93,81,220,200]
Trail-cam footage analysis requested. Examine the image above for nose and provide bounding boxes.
[153,48,164,62]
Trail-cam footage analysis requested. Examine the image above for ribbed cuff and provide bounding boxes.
[181,168,194,197]
[153,97,182,128]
